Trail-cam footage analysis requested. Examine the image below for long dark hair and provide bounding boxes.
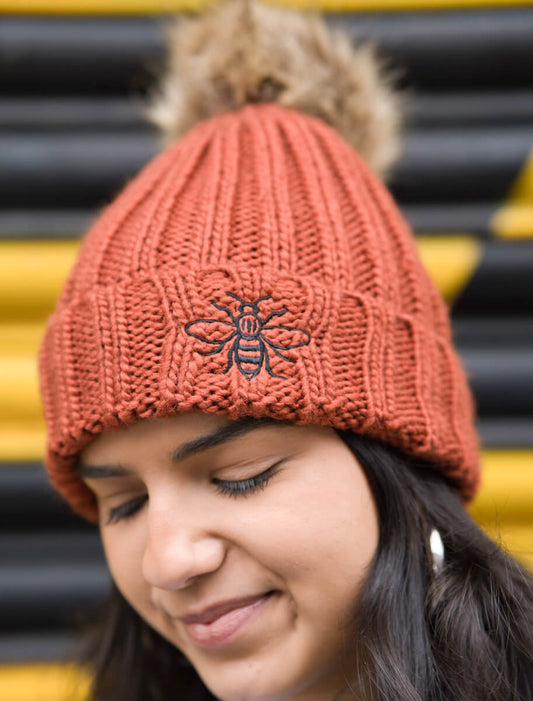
[80,431,533,700]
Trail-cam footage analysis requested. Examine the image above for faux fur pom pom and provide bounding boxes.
[146,0,403,178]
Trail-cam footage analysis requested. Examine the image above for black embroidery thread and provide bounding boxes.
[184,292,310,380]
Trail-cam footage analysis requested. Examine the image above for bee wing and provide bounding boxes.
[185,319,236,355]
[261,325,310,351]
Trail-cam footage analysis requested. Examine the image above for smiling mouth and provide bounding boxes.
[181,591,276,648]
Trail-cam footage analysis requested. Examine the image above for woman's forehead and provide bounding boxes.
[78,413,320,468]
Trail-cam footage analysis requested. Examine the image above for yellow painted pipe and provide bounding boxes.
[491,148,533,239]
[469,451,533,523]
[0,241,78,320]
[0,664,89,701]
[2,0,533,13]
[0,323,46,356]
[0,356,41,421]
[0,237,480,323]
[415,235,482,305]
[506,148,533,204]
[491,204,533,240]
[475,523,533,571]
[0,423,46,461]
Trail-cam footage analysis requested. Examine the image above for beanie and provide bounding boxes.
[38,0,480,521]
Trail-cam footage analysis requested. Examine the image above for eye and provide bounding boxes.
[213,460,283,498]
[106,494,148,525]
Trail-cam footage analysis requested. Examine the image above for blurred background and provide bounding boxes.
[0,0,532,698]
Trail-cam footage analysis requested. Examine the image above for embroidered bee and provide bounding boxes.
[184,292,311,380]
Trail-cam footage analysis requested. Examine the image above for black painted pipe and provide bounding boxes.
[1,128,532,206]
[3,92,533,131]
[460,347,533,416]
[0,17,164,96]
[410,91,533,129]
[2,11,533,94]
[0,532,104,566]
[0,97,149,131]
[0,209,94,240]
[403,203,499,238]
[1,204,529,241]
[393,127,533,203]
[335,10,533,89]
[0,464,92,531]
[0,562,110,629]
[476,417,533,449]
[0,631,80,663]
[0,132,154,208]
[452,317,533,348]
[452,241,533,316]
[0,533,108,629]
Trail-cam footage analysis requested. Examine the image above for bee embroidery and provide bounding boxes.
[184,292,311,380]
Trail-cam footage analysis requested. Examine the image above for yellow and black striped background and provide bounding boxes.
[0,0,532,697]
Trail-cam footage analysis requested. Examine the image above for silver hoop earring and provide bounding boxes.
[430,528,445,574]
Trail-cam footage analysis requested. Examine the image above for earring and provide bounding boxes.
[430,528,445,574]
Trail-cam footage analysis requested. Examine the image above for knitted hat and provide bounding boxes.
[38,0,480,522]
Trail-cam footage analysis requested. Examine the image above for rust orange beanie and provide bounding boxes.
[38,1,480,521]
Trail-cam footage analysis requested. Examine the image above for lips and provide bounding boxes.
[181,592,273,625]
[180,591,275,648]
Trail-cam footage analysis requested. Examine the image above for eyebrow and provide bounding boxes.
[77,416,290,479]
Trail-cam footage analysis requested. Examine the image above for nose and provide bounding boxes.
[142,499,226,590]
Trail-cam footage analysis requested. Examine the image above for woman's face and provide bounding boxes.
[79,413,379,701]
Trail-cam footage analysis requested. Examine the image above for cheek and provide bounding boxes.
[283,477,378,643]
[101,524,149,608]
[236,467,378,606]
[305,477,378,568]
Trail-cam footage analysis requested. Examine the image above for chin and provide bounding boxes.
[200,679,298,701]
[193,653,337,701]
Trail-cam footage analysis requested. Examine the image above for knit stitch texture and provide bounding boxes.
[38,103,480,521]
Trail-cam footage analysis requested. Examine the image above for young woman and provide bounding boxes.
[37,0,533,699]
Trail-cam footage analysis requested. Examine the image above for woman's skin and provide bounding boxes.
[79,412,379,701]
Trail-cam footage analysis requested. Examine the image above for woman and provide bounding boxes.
[37,0,533,699]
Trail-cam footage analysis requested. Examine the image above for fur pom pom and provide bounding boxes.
[146,0,403,178]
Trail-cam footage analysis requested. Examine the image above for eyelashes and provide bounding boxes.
[105,460,283,526]
[212,460,283,498]
[106,494,148,525]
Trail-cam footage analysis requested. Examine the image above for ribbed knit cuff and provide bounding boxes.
[39,265,480,521]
